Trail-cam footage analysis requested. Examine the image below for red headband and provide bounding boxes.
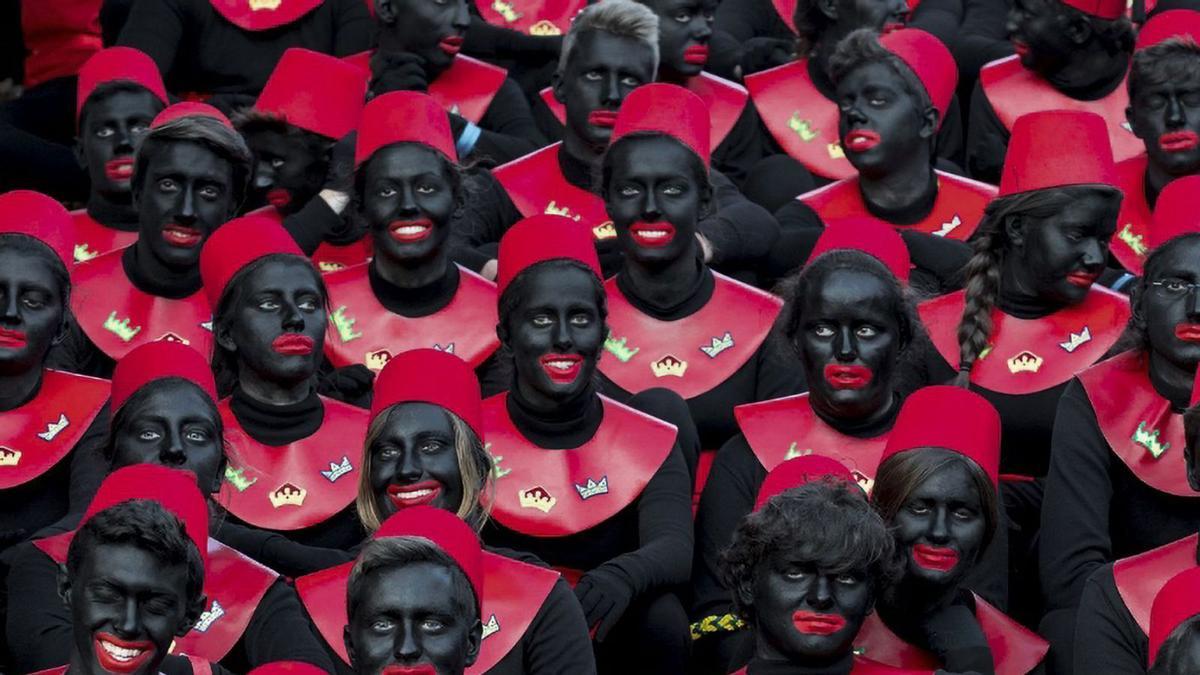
[1136,9,1200,50]
[998,110,1118,197]
[879,386,1001,486]
[373,506,484,612]
[806,218,912,283]
[355,91,456,167]
[754,455,856,511]
[1149,567,1200,665]
[110,341,218,413]
[199,214,307,310]
[496,214,603,294]
[611,83,711,167]
[151,102,234,129]
[0,190,74,268]
[254,48,367,140]
[1059,0,1124,20]
[76,47,168,123]
[879,29,958,126]
[370,348,483,438]
[1148,175,1200,250]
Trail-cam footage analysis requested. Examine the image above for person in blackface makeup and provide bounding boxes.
[234,48,367,274]
[775,28,988,294]
[6,342,335,673]
[293,349,595,674]
[71,47,169,265]
[1147,568,1200,675]
[67,103,251,374]
[480,214,693,672]
[1107,11,1200,276]
[322,91,503,399]
[966,0,1137,183]
[344,506,484,675]
[691,221,915,673]
[199,215,368,571]
[863,386,1048,675]
[597,83,798,475]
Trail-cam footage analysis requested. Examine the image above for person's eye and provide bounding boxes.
[377,446,401,460]
[531,315,553,327]
[144,598,176,616]
[856,325,879,338]
[1182,91,1200,107]
[184,429,210,443]
[138,429,162,441]
[621,75,642,87]
[371,618,396,633]
[199,185,221,199]
[1144,94,1168,110]
[812,325,835,338]
[907,503,930,515]
[584,70,603,81]
[662,183,685,196]
[953,507,976,520]
[131,122,149,134]
[420,618,446,632]
[20,295,46,310]
[869,95,888,107]
[416,182,438,195]
[836,573,860,585]
[784,566,808,580]
[419,440,444,454]
[619,185,640,197]
[378,186,397,198]
[158,178,178,192]
[270,158,285,169]
[95,127,115,138]
[298,297,319,312]
[675,10,693,21]
[1166,279,1189,293]
[569,313,592,326]
[258,299,280,311]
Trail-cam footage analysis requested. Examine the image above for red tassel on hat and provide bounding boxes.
[610,83,711,167]
[372,506,484,611]
[496,214,603,294]
[806,217,912,283]
[878,29,958,126]
[199,214,306,310]
[254,48,368,141]
[0,190,74,268]
[1149,567,1200,665]
[76,47,168,123]
[355,91,456,167]
[370,348,483,438]
[754,455,856,511]
[110,341,218,413]
[879,385,1002,486]
[998,110,1118,197]
[1148,175,1200,249]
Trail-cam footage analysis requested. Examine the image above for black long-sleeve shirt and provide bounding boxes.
[1073,565,1152,675]
[457,76,546,165]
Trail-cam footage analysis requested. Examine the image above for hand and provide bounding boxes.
[573,567,635,642]
[318,365,376,405]
[324,131,357,197]
[369,51,429,97]
[740,37,795,77]
[921,603,994,675]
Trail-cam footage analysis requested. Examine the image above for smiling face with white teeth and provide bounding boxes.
[369,402,466,519]
[361,143,458,271]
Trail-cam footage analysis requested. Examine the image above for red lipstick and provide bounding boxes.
[1175,323,1200,343]
[540,353,583,383]
[388,218,434,243]
[272,334,315,356]
[1160,131,1200,153]
[588,109,619,128]
[683,44,710,65]
[381,666,438,675]
[266,188,292,211]
[844,129,881,153]
[161,223,202,248]
[792,610,847,635]
[824,364,873,390]
[1065,270,1099,288]
[629,221,676,248]
[439,35,464,55]
[93,632,156,674]
[0,328,27,349]
[387,480,443,510]
[104,157,135,182]
[912,544,959,572]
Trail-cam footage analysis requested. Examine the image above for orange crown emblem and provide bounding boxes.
[0,446,21,467]
[249,0,282,10]
[1006,351,1043,374]
[518,486,556,513]
[365,349,393,372]
[268,482,307,508]
[651,355,688,378]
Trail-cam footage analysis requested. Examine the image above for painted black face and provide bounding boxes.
[505,266,605,409]
[641,0,715,79]
[370,403,465,520]
[65,543,195,675]
[1128,70,1200,177]
[1006,0,1075,76]
[135,141,236,270]
[890,459,986,589]
[79,89,162,200]
[346,563,480,675]
[111,382,225,495]
[554,30,658,153]
[378,0,471,73]
[749,548,873,664]
[0,246,65,376]
[362,144,456,266]
[1160,627,1200,675]
[797,268,900,423]
[833,0,909,35]
[1141,238,1200,377]
[836,61,933,177]
[1007,191,1116,307]
[606,136,708,266]
[219,257,325,387]
[243,127,328,216]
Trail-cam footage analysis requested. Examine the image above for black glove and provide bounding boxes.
[324,131,357,195]
[369,51,429,98]
[318,364,376,406]
[574,566,635,642]
[921,603,995,675]
[740,37,795,77]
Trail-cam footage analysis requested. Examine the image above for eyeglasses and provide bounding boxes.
[1150,279,1200,297]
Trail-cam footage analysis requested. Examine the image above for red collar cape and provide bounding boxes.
[979,55,1142,165]
[731,657,934,674]
[296,550,559,672]
[1110,155,1152,275]
[69,209,137,264]
[745,59,856,181]
[322,262,499,371]
[537,72,749,153]
[70,248,214,361]
[917,287,1130,395]
[474,0,585,35]
[33,660,210,675]
[247,206,374,273]
[797,171,997,241]
[599,273,780,400]
[35,533,278,662]
[734,393,887,493]
[208,0,323,32]
[855,594,1048,674]
[216,396,368,530]
[1113,533,1198,636]
[344,51,507,125]
[770,0,797,31]
[482,393,677,537]
[493,143,616,243]
[1078,351,1198,497]
[0,370,109,489]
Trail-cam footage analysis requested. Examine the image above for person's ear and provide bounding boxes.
[698,180,715,220]
[344,624,359,668]
[1063,12,1092,46]
[177,592,207,636]
[1126,104,1153,142]
[464,617,483,666]
[1004,214,1027,253]
[52,308,70,347]
[74,137,88,171]
[817,0,839,22]
[735,579,755,612]
[376,0,399,24]
[919,106,938,141]
[213,454,229,495]
[496,319,509,347]
[551,69,567,105]
[57,563,73,611]
[215,320,238,354]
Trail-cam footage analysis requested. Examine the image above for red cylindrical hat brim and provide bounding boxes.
[370,348,483,438]
[807,218,912,283]
[76,47,168,123]
[110,341,218,413]
[0,190,74,269]
[610,83,711,167]
[199,215,308,310]
[998,110,1118,197]
[879,385,1002,486]
[355,91,456,167]
[496,214,603,295]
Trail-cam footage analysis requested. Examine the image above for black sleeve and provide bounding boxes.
[754,337,806,402]
[935,93,965,170]
[463,16,562,63]
[1039,379,1114,611]
[240,580,337,670]
[1073,566,1148,675]
[521,579,599,674]
[330,0,373,57]
[703,169,781,269]
[705,29,745,82]
[714,0,792,44]
[116,0,187,82]
[68,406,112,515]
[899,230,973,296]
[468,78,546,164]
[711,101,770,187]
[48,315,115,378]
[4,541,71,673]
[214,520,357,576]
[909,0,964,53]
[1,0,22,83]
[448,168,521,272]
[282,195,346,256]
[965,78,1009,184]
[954,0,1014,81]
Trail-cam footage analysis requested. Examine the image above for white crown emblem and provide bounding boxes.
[518,486,556,513]
[575,476,609,500]
[933,214,961,237]
[1006,351,1043,374]
[321,456,353,483]
[193,600,225,633]
[481,614,501,639]
[1059,326,1091,353]
[651,355,688,378]
[0,446,21,467]
[200,320,213,332]
[700,332,734,358]
[269,483,307,508]
[433,343,456,354]
[37,413,69,441]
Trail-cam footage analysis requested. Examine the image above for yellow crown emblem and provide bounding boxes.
[492,0,523,22]
[1132,421,1171,459]
[1117,223,1148,257]
[74,243,98,263]
[318,261,346,273]
[651,355,688,378]
[249,0,282,10]
[518,486,556,513]
[365,349,393,372]
[1006,351,1043,374]
[330,306,362,343]
[544,201,582,222]
[788,113,818,142]
[604,332,640,363]
[529,20,562,35]
[269,483,307,508]
[0,446,21,467]
[592,222,617,240]
[103,311,142,343]
[827,143,845,160]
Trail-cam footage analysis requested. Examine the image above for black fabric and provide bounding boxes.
[280,195,347,257]
[461,76,546,165]
[122,242,204,300]
[87,199,140,232]
[368,259,461,318]
[744,655,855,675]
[1072,564,1152,674]
[0,77,87,202]
[229,386,324,447]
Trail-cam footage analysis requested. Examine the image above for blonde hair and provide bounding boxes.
[559,0,660,74]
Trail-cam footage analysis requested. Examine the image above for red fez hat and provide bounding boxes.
[76,47,168,123]
[199,214,306,310]
[355,91,456,167]
[81,465,209,568]
[879,386,1001,486]
[1148,175,1200,250]
[370,348,483,437]
[151,102,234,129]
[0,190,74,268]
[1136,9,1200,50]
[754,455,856,511]
[496,214,603,294]
[806,218,912,283]
[1149,567,1200,664]
[111,341,218,413]
[879,29,958,126]
[1059,0,1124,19]
[372,506,484,611]
[998,111,1117,197]
[611,83,711,167]
[254,48,367,140]
[248,663,328,675]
